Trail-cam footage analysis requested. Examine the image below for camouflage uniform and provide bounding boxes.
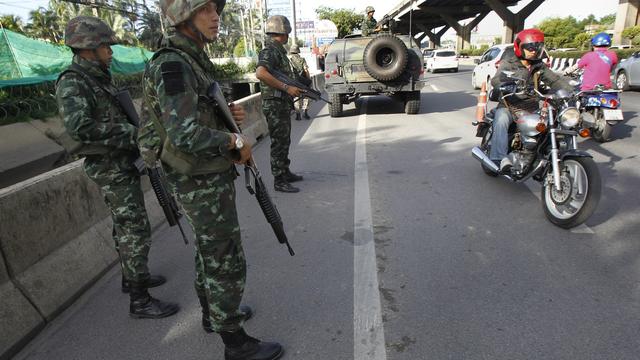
[361,17,377,36]
[140,33,247,332]
[258,37,295,177]
[56,54,152,286]
[288,52,311,114]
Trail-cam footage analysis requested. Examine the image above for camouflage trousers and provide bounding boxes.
[165,166,247,332]
[263,98,292,177]
[295,96,310,112]
[83,157,151,284]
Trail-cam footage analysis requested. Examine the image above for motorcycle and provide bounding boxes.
[472,73,601,229]
[566,71,623,142]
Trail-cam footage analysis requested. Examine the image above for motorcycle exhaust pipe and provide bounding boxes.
[472,146,499,173]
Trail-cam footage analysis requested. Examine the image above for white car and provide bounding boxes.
[472,44,550,89]
[471,44,512,90]
[425,49,459,73]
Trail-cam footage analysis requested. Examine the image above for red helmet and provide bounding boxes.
[514,28,545,60]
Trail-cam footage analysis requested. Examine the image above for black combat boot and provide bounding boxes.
[121,275,167,293]
[303,110,310,120]
[295,112,301,121]
[199,296,253,333]
[273,176,299,193]
[220,328,283,360]
[283,169,303,183]
[129,285,179,319]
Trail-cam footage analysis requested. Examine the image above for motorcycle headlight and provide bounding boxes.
[559,107,580,128]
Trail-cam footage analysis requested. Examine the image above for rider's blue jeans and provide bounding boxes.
[489,107,514,162]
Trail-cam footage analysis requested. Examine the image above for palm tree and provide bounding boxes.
[26,7,63,43]
[1,15,25,33]
[138,7,162,50]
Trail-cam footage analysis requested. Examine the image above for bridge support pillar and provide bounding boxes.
[613,0,640,45]
[484,0,544,43]
[421,25,449,48]
[441,13,488,52]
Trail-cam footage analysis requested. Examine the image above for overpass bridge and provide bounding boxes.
[385,0,640,50]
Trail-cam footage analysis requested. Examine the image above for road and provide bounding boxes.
[14,66,640,360]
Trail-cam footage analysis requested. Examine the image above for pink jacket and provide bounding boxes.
[578,48,618,91]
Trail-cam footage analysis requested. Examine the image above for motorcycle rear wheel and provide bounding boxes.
[541,157,601,229]
[591,112,612,143]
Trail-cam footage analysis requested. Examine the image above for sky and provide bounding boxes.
[0,0,622,36]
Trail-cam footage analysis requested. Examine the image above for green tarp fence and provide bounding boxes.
[0,28,154,88]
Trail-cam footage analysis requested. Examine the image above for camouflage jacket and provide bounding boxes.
[56,55,138,155]
[257,38,294,101]
[361,17,377,36]
[288,53,309,78]
[140,33,232,174]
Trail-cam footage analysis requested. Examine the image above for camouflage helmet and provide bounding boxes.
[265,15,291,35]
[365,6,375,14]
[289,44,300,54]
[160,0,226,27]
[64,16,118,49]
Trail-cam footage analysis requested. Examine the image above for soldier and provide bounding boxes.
[55,16,178,319]
[361,6,380,36]
[141,0,283,359]
[288,44,312,121]
[255,15,304,193]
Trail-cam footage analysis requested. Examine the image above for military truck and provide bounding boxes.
[324,33,425,117]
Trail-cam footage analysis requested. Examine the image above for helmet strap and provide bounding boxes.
[188,20,215,44]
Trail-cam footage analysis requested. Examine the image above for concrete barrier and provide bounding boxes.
[235,93,269,141]
[0,244,44,360]
[0,160,166,359]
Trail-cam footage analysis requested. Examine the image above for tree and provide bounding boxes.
[1,15,25,33]
[137,8,163,50]
[26,7,63,43]
[598,13,616,26]
[573,32,591,50]
[315,6,363,38]
[622,25,640,45]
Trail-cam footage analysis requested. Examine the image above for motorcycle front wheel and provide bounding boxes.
[541,157,601,229]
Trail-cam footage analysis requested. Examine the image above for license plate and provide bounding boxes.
[603,109,624,121]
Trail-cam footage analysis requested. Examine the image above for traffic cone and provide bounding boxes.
[475,82,488,123]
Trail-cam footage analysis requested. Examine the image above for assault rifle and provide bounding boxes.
[207,82,295,256]
[118,91,189,245]
[134,158,189,245]
[269,68,332,105]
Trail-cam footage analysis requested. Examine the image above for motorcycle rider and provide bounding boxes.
[489,28,573,172]
[564,32,618,91]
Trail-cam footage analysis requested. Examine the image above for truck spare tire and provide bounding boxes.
[363,35,408,81]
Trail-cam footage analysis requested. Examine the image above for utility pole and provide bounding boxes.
[247,0,255,54]
[240,4,249,57]
[290,0,297,44]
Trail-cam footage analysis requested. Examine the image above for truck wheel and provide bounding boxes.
[363,35,408,81]
[404,91,421,114]
[329,93,343,117]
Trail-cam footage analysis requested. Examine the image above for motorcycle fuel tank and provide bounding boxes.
[514,113,543,137]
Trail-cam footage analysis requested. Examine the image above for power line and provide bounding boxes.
[58,0,144,16]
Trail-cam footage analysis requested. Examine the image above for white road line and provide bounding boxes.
[523,181,595,234]
[430,84,439,92]
[353,98,387,360]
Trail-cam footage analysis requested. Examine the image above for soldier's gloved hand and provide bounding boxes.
[229,102,245,127]
[287,86,304,98]
[235,134,254,165]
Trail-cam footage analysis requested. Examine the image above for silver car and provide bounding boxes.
[614,51,640,90]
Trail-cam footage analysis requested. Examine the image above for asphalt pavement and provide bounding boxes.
[14,65,640,360]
